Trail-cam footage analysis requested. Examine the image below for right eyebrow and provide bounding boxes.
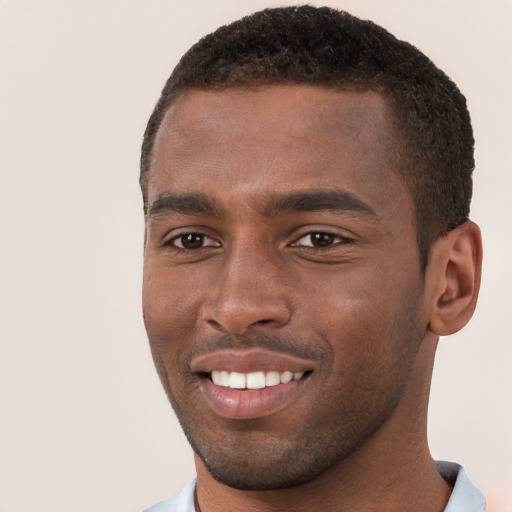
[263,189,380,219]
[147,192,224,218]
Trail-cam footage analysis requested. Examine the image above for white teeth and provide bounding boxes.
[211,370,229,387]
[265,371,281,387]
[246,371,266,389]
[219,370,229,386]
[228,372,246,389]
[280,371,293,384]
[211,370,305,389]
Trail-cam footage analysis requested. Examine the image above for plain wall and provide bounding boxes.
[0,1,511,511]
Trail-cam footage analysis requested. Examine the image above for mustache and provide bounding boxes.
[185,332,328,367]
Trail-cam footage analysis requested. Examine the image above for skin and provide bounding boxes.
[142,85,482,512]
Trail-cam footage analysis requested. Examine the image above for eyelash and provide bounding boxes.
[291,231,352,249]
[167,232,220,250]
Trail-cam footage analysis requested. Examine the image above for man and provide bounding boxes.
[140,6,485,511]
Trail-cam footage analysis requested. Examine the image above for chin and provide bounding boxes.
[188,426,370,491]
[200,457,324,491]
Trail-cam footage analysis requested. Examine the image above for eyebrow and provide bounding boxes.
[147,192,224,218]
[147,188,379,221]
[263,189,379,219]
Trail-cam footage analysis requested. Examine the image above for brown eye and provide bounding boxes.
[294,232,343,248]
[309,233,336,247]
[171,233,219,249]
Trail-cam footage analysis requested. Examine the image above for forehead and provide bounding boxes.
[159,85,390,134]
[148,85,407,215]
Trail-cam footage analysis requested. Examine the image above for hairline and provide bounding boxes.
[142,80,404,202]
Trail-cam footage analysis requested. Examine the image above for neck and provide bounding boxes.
[194,335,451,512]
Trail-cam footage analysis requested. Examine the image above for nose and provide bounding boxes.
[202,244,292,336]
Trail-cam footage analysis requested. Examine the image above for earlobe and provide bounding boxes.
[427,221,483,336]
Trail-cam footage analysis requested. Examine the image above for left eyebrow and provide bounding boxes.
[263,189,380,219]
[147,192,225,218]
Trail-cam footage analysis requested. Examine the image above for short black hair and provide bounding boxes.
[141,5,474,269]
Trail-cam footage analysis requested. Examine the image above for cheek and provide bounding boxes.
[143,263,200,334]
[299,263,424,361]
[142,264,202,386]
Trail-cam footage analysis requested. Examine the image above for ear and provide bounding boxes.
[427,221,483,336]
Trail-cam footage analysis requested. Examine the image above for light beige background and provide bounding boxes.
[0,1,510,511]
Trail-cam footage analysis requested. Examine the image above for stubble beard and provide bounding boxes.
[155,338,423,491]
[149,289,426,491]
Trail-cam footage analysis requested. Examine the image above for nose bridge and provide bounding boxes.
[203,235,291,334]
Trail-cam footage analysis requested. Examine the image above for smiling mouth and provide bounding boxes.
[191,349,316,418]
[209,370,308,390]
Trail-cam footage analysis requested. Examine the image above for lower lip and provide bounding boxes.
[199,376,309,420]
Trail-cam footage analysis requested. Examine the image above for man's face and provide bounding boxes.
[143,85,430,490]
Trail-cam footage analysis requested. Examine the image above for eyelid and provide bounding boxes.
[289,228,355,248]
[161,227,222,250]
[170,233,220,249]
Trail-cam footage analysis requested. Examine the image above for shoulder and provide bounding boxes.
[437,461,486,512]
[142,479,196,512]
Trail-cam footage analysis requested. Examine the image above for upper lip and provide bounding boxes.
[190,349,316,374]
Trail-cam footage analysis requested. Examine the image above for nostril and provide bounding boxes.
[203,300,292,335]
[256,319,274,325]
